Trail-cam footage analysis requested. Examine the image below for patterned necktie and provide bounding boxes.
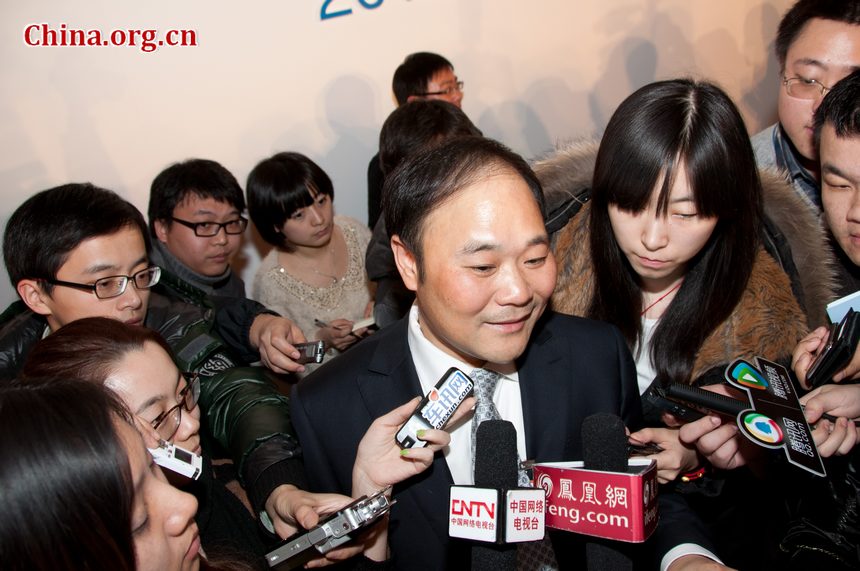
[469,368,558,571]
[470,367,503,474]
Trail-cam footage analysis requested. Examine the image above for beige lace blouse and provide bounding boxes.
[252,216,373,374]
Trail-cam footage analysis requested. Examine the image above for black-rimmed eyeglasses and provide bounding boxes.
[171,216,248,237]
[45,266,161,300]
[151,372,202,442]
[416,80,465,97]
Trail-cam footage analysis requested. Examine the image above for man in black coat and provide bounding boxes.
[293,137,723,569]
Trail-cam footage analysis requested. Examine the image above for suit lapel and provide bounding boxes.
[519,316,573,462]
[355,317,455,546]
[355,318,421,419]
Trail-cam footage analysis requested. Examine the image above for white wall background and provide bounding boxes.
[0,0,793,308]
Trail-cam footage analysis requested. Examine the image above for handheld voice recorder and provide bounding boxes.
[266,487,393,569]
[395,367,473,449]
[148,441,203,480]
[293,340,326,364]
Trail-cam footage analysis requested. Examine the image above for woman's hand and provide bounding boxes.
[350,395,474,562]
[792,326,860,388]
[317,318,359,352]
[264,484,363,567]
[265,484,355,538]
[628,426,699,483]
[801,384,860,457]
[792,326,829,389]
[250,314,308,374]
[352,395,475,498]
[678,414,768,471]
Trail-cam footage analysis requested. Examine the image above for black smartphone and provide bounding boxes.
[807,309,860,388]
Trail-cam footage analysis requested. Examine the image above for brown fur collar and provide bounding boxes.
[536,141,837,382]
[536,140,837,327]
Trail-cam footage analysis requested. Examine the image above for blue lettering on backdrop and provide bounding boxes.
[321,0,385,21]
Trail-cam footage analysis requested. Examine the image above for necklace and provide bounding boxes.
[311,266,340,285]
[279,233,342,286]
[640,280,683,317]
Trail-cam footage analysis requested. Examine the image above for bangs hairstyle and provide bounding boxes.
[3,183,150,294]
[148,158,245,237]
[383,136,544,273]
[0,379,136,570]
[588,78,763,386]
[246,152,334,251]
[21,317,174,385]
[814,68,860,144]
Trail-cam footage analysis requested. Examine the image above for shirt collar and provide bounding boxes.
[406,304,519,394]
[773,124,821,209]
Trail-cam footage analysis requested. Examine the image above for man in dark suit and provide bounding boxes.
[292,137,723,569]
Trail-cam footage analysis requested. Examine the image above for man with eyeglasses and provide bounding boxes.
[367,52,465,229]
[0,183,361,557]
[147,159,297,373]
[751,0,860,213]
[148,158,248,299]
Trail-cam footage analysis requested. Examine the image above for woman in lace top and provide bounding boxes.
[247,152,373,374]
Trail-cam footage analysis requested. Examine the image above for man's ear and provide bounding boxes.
[153,219,170,244]
[391,235,419,292]
[16,279,53,317]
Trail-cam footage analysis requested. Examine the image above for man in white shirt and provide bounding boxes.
[292,137,723,570]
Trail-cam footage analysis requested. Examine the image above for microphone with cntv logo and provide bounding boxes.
[448,420,545,571]
[471,420,517,571]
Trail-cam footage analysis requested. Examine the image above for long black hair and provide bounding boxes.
[0,379,136,570]
[588,78,763,386]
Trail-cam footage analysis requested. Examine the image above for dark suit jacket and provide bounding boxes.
[292,311,712,569]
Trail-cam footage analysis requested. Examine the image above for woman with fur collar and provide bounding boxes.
[537,78,836,477]
[537,78,837,567]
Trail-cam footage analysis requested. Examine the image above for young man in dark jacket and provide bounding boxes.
[0,183,351,543]
[148,158,248,299]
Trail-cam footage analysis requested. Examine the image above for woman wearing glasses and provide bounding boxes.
[20,317,460,568]
[21,318,276,568]
[247,152,375,374]
[0,379,209,571]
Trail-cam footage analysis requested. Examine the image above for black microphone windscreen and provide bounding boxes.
[582,414,634,571]
[582,413,628,473]
[472,419,518,571]
[474,419,518,488]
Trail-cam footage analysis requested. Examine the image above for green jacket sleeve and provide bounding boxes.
[147,293,302,486]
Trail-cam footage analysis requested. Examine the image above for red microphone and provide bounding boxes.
[533,414,660,567]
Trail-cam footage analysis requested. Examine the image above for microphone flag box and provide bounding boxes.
[533,459,658,543]
[449,486,545,543]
